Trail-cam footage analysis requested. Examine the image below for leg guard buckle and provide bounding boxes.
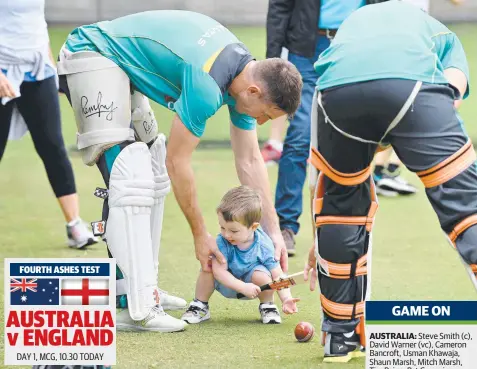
[318,254,368,279]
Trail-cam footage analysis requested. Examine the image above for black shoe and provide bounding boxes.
[323,331,365,363]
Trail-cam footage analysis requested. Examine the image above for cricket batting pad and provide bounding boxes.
[57,50,134,165]
[106,142,157,321]
[149,134,171,278]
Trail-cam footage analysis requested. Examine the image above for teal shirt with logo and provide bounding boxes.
[315,1,470,98]
[64,10,256,137]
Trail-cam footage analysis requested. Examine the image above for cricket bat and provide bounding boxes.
[236,270,311,299]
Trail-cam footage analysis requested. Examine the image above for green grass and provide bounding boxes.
[1,24,477,369]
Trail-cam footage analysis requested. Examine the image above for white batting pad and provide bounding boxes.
[106,142,157,321]
[149,134,171,278]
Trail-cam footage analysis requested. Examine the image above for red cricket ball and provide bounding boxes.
[294,322,315,342]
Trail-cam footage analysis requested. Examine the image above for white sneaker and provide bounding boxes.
[259,303,282,324]
[375,173,417,196]
[117,305,186,332]
[158,288,187,310]
[181,300,210,324]
[66,218,98,249]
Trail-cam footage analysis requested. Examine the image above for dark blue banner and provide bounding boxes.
[366,301,477,321]
[10,263,110,277]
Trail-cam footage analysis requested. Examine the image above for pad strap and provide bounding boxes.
[310,147,371,186]
[314,173,378,232]
[355,317,366,348]
[417,139,476,188]
[318,254,367,279]
[471,265,477,278]
[320,294,364,320]
[448,214,477,247]
[313,173,375,280]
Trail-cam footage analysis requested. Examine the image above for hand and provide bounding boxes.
[304,245,318,292]
[240,283,261,299]
[282,297,300,314]
[194,233,226,272]
[0,73,16,98]
[270,232,288,273]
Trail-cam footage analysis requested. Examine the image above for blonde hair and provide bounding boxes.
[217,186,262,227]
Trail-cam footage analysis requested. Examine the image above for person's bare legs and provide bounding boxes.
[388,149,402,166]
[251,270,274,303]
[374,147,393,166]
[61,194,98,249]
[57,193,80,223]
[373,147,418,196]
[252,270,282,323]
[195,270,216,302]
[181,270,215,324]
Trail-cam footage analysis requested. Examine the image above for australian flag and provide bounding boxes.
[10,278,60,305]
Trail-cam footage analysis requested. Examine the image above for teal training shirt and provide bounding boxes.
[315,1,470,99]
[64,10,256,137]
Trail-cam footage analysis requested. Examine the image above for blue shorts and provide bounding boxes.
[215,265,271,299]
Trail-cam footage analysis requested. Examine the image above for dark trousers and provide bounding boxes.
[315,79,477,333]
[0,76,76,197]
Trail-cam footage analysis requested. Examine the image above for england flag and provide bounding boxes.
[61,278,109,305]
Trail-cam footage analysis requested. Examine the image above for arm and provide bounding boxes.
[444,68,468,109]
[212,258,261,298]
[270,267,300,313]
[0,71,15,98]
[438,32,470,105]
[166,115,226,271]
[230,123,288,272]
[270,267,291,302]
[266,0,295,58]
[212,258,245,292]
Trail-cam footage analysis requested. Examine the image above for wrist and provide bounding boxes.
[237,281,248,293]
[192,225,208,240]
[268,231,283,243]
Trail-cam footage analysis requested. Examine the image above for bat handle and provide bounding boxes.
[236,285,268,299]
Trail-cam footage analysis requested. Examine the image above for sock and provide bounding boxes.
[67,217,81,227]
[194,298,208,307]
[387,163,401,175]
[259,302,274,307]
[267,139,283,152]
[374,165,384,178]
